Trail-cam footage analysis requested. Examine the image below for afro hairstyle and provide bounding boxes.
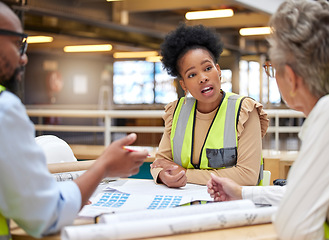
[160,24,224,78]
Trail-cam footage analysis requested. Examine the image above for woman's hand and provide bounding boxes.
[152,158,187,188]
[207,173,243,201]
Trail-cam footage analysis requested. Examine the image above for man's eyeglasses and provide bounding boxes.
[263,61,275,78]
[0,29,28,56]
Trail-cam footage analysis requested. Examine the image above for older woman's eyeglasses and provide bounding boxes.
[0,29,28,56]
[263,61,275,78]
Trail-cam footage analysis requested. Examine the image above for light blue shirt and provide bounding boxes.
[0,91,81,238]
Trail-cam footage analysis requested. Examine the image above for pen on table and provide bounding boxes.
[122,146,151,157]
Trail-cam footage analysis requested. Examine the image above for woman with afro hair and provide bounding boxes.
[150,24,268,188]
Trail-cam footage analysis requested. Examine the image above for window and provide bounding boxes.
[113,61,177,104]
[261,63,281,105]
[239,60,260,101]
[239,59,281,105]
[154,62,177,104]
[239,60,250,97]
[220,69,232,93]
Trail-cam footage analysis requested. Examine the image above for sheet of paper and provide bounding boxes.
[79,190,193,217]
[105,179,212,202]
[79,179,213,217]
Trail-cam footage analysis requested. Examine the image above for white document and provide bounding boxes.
[79,190,193,217]
[62,205,277,240]
[106,179,212,201]
[79,179,213,217]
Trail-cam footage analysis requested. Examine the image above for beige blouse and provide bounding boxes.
[151,97,269,186]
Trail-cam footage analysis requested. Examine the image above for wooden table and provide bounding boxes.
[263,150,299,183]
[12,163,280,240]
[11,220,277,240]
[279,159,295,180]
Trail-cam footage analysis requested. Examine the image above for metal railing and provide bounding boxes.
[27,109,165,146]
[26,108,305,150]
[265,109,305,150]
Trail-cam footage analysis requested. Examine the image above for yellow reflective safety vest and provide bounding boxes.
[325,221,329,240]
[170,91,263,184]
[0,85,12,240]
[0,213,10,240]
[0,85,5,93]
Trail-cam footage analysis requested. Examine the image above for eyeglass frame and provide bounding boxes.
[0,28,28,56]
[263,61,276,78]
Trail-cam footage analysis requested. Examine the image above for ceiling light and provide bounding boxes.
[185,9,234,20]
[239,27,271,36]
[146,56,162,62]
[27,36,53,44]
[113,51,158,59]
[63,44,112,53]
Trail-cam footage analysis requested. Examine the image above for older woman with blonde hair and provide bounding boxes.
[207,0,329,239]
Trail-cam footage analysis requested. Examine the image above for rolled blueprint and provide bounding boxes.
[99,199,255,224]
[62,203,277,240]
[48,160,96,173]
[52,170,86,181]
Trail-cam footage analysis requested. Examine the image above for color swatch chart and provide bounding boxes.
[91,192,183,209]
[147,195,183,209]
[92,192,130,208]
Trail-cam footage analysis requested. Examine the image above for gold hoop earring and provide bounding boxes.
[289,91,296,97]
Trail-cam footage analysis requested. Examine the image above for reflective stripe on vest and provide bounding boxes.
[257,155,264,186]
[171,92,242,169]
[0,213,10,240]
[172,97,196,168]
